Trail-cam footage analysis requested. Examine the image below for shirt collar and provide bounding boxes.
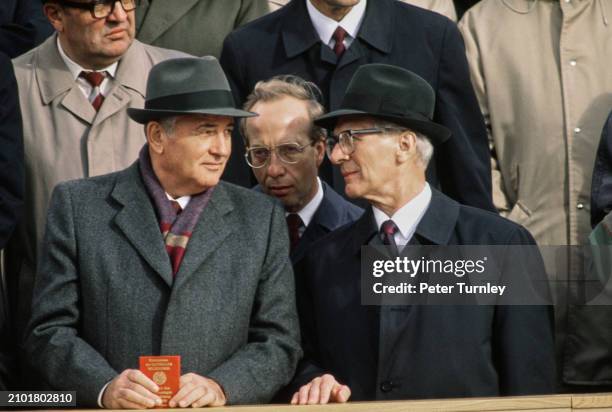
[287,177,323,227]
[165,193,191,210]
[373,183,432,240]
[306,0,367,45]
[57,36,118,80]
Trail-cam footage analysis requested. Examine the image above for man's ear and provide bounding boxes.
[146,121,165,154]
[397,130,417,163]
[314,138,326,167]
[44,3,65,32]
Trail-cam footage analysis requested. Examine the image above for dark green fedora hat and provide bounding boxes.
[314,64,451,145]
[128,56,256,124]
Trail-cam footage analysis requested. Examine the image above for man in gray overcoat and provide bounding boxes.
[24,57,302,408]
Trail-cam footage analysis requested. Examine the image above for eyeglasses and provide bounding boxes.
[58,0,140,19]
[325,127,406,158]
[245,141,315,168]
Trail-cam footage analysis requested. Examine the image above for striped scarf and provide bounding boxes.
[139,146,214,276]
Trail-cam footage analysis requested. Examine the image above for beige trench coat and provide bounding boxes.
[9,35,185,335]
[459,0,612,247]
[268,0,457,21]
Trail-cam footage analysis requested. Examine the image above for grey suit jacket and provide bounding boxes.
[136,0,270,58]
[24,163,302,406]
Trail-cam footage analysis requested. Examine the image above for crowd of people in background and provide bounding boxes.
[0,0,611,407]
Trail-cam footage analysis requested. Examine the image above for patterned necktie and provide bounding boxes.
[286,213,303,253]
[380,219,399,256]
[79,71,106,111]
[332,26,347,58]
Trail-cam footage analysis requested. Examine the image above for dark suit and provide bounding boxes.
[292,189,555,400]
[0,51,22,391]
[291,181,363,264]
[591,110,612,227]
[24,163,302,406]
[220,0,493,211]
[0,51,22,250]
[0,0,52,58]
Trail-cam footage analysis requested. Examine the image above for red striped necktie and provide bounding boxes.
[79,71,107,111]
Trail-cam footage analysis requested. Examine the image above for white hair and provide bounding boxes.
[374,120,433,167]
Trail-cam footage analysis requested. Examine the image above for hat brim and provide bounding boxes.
[314,109,451,145]
[127,107,257,124]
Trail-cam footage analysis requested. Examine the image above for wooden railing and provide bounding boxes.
[22,393,612,411]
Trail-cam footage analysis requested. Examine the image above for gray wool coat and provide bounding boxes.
[24,162,302,407]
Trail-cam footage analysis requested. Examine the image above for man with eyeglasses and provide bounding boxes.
[241,75,362,264]
[221,0,494,213]
[7,0,186,361]
[289,63,555,403]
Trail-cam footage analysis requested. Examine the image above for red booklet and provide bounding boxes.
[139,355,181,408]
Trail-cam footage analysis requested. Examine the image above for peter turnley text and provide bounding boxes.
[372,282,507,296]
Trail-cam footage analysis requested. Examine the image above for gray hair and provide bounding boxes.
[374,120,433,168]
[241,75,326,144]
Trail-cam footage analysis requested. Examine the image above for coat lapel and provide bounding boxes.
[35,35,96,124]
[136,0,199,44]
[93,40,147,126]
[111,163,174,287]
[172,183,235,290]
[281,0,320,59]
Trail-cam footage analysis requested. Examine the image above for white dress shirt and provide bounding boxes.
[287,177,323,236]
[57,37,117,100]
[166,193,191,210]
[373,183,432,251]
[306,0,367,51]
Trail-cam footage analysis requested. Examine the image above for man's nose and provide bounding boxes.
[266,151,286,177]
[329,143,347,164]
[210,133,231,156]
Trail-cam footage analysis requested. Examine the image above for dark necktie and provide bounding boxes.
[286,213,303,253]
[380,219,399,256]
[79,71,106,111]
[332,26,347,58]
[170,200,182,216]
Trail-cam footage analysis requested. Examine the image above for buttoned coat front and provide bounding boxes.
[24,164,302,407]
[8,35,186,337]
[459,0,612,247]
[291,189,555,400]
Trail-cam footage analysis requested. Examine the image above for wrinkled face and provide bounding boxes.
[330,116,400,201]
[153,114,233,196]
[45,0,135,69]
[245,97,325,213]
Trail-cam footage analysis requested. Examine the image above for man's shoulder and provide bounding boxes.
[454,201,536,245]
[53,167,132,198]
[12,34,53,71]
[136,40,192,61]
[224,2,289,43]
[218,180,280,213]
[321,183,363,222]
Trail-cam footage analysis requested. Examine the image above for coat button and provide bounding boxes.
[569,60,577,66]
[577,203,584,210]
[380,381,394,393]
[574,127,581,134]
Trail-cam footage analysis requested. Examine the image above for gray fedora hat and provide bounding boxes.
[314,64,451,145]
[128,56,256,124]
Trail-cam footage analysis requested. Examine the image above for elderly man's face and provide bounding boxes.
[154,114,233,197]
[45,0,135,69]
[246,97,325,213]
[330,116,401,201]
